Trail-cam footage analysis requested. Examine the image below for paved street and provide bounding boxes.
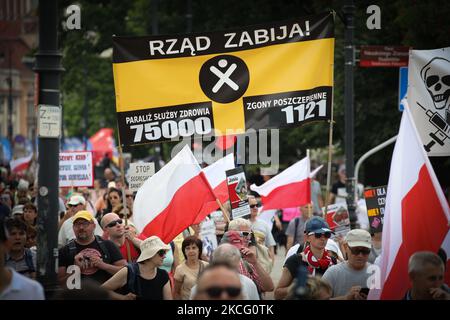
[265,245,286,300]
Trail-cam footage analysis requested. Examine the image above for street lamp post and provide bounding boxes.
[34,0,64,298]
[343,1,357,229]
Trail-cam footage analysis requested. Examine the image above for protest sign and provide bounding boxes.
[226,166,250,219]
[364,186,386,233]
[200,219,218,260]
[59,151,93,188]
[325,203,350,238]
[127,162,155,192]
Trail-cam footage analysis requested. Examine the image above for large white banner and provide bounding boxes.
[407,47,450,156]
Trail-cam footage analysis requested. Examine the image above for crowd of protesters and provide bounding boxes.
[0,161,449,301]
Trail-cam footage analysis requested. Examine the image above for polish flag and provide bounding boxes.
[372,100,450,300]
[249,157,311,210]
[10,154,33,173]
[133,145,216,243]
[193,154,235,224]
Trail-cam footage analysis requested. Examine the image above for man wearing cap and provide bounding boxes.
[58,211,126,286]
[11,205,24,218]
[58,194,103,247]
[322,229,373,300]
[275,217,336,300]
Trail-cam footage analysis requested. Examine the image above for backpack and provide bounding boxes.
[22,248,35,274]
[126,262,143,297]
[67,235,112,265]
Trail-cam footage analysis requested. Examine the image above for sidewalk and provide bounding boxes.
[265,245,286,300]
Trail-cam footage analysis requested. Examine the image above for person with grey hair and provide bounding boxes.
[404,251,450,300]
[189,243,260,299]
[224,218,274,295]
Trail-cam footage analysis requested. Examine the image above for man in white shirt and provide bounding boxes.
[58,194,103,247]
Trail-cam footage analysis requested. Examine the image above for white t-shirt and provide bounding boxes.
[251,219,276,248]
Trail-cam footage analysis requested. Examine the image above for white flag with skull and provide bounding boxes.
[407,47,450,156]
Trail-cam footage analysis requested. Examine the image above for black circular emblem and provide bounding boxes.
[199,55,250,104]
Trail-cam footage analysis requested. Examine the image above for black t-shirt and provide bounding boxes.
[284,252,336,278]
[135,268,169,300]
[59,238,124,285]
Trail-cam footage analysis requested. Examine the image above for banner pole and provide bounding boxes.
[307,149,313,218]
[324,55,335,215]
[117,131,132,262]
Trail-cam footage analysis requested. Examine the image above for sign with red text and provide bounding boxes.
[59,151,94,188]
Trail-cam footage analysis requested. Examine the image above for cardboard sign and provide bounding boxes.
[200,219,218,260]
[364,186,386,233]
[59,151,93,188]
[226,166,250,219]
[127,162,155,192]
[325,203,350,238]
[113,12,334,146]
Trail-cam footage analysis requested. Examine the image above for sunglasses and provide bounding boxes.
[309,232,332,239]
[202,286,241,298]
[249,204,260,208]
[157,249,167,257]
[238,231,252,238]
[126,195,133,198]
[349,247,371,256]
[105,219,123,228]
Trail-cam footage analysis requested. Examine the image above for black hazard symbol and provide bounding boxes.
[199,55,250,104]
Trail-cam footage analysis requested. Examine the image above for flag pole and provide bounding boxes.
[117,131,132,263]
[307,149,313,218]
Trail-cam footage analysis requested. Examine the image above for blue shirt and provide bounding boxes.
[0,268,44,300]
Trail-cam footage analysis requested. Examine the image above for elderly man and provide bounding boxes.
[322,229,373,300]
[101,212,141,262]
[58,211,126,287]
[404,251,450,300]
[193,264,243,300]
[58,194,103,247]
[222,218,274,295]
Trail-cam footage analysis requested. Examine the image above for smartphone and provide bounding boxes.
[360,287,370,296]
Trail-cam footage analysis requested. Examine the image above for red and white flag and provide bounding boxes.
[10,154,33,173]
[372,100,450,300]
[133,145,216,243]
[249,157,311,210]
[193,154,235,224]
